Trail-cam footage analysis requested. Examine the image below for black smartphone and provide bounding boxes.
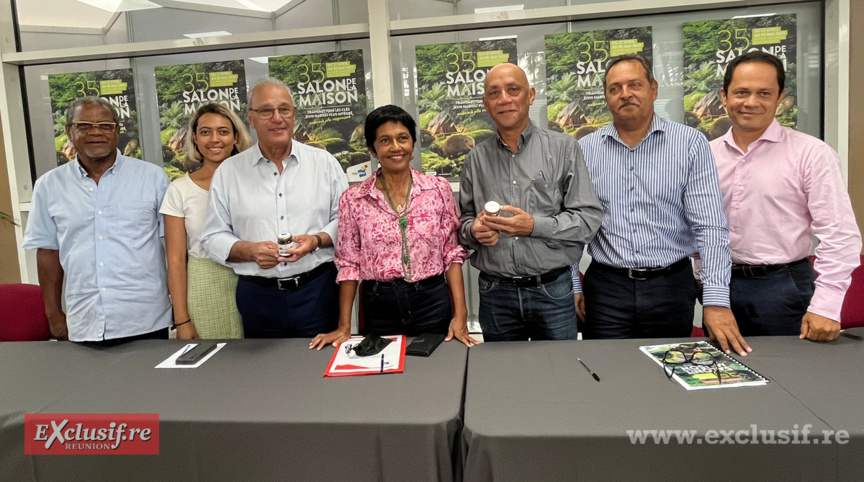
[406,333,446,357]
[176,342,218,365]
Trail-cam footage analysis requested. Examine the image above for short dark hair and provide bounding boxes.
[66,96,119,124]
[603,55,655,90]
[364,104,417,154]
[723,51,785,94]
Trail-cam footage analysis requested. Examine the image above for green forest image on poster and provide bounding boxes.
[415,39,517,179]
[269,50,369,181]
[683,15,796,140]
[155,60,247,180]
[546,28,652,139]
[49,69,140,166]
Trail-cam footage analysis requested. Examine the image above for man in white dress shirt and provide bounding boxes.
[202,77,348,338]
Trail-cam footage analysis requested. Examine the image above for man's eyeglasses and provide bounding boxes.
[248,106,294,119]
[71,122,117,134]
[662,343,723,385]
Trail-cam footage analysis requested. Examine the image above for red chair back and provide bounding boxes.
[0,283,52,341]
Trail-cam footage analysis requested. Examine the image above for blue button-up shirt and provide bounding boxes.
[202,141,348,277]
[23,152,172,341]
[572,116,731,307]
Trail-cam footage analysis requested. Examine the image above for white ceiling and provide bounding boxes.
[17,0,299,29]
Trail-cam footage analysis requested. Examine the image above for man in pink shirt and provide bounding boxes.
[710,51,861,342]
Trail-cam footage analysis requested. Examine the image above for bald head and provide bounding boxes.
[482,63,535,137]
[484,63,529,91]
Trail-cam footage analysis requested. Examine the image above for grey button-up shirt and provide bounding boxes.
[459,121,603,277]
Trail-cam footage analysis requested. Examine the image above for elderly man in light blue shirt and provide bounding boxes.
[202,77,348,339]
[23,97,171,342]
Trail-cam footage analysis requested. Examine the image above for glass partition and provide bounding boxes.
[22,39,372,182]
[391,1,822,149]
[15,0,367,51]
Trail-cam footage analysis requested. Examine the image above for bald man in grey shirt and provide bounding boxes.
[459,63,603,341]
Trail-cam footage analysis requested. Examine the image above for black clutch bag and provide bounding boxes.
[405,333,446,357]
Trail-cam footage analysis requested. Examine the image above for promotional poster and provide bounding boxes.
[49,69,140,165]
[415,39,517,180]
[269,50,370,182]
[154,60,247,179]
[683,14,797,140]
[545,28,652,138]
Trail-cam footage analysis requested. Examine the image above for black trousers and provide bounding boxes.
[582,260,698,339]
[361,274,452,336]
[236,264,339,338]
[730,259,815,336]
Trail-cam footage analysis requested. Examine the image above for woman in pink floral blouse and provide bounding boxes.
[310,105,478,349]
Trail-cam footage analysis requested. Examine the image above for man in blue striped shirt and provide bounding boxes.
[572,55,750,356]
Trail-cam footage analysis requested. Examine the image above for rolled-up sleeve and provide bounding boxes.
[334,192,361,282]
[201,167,241,265]
[322,158,348,245]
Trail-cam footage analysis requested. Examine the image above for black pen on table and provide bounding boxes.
[577,357,600,382]
[380,353,385,373]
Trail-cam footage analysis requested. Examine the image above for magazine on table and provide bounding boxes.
[324,335,406,378]
[640,341,769,390]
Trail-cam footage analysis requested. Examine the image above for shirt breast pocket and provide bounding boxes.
[529,178,560,215]
[117,201,156,234]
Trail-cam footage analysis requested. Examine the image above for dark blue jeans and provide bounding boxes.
[236,264,339,338]
[730,260,815,336]
[582,260,697,339]
[477,270,578,341]
[361,274,452,336]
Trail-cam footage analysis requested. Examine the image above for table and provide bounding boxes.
[462,329,864,481]
[0,338,468,481]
